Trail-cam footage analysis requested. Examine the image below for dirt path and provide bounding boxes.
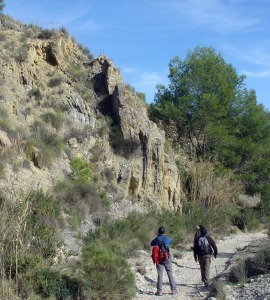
[129,230,268,300]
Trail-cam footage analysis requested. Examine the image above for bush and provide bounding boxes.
[70,157,93,183]
[85,211,158,257]
[26,268,81,299]
[0,32,6,42]
[37,29,57,39]
[28,87,42,100]
[229,241,270,283]
[40,111,64,130]
[232,207,261,231]
[81,243,136,300]
[109,125,140,158]
[14,44,29,63]
[25,121,64,168]
[54,180,102,220]
[26,190,62,259]
[48,76,64,87]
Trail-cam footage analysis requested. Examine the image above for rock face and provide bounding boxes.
[0,28,182,213]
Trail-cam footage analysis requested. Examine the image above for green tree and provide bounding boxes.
[150,47,246,158]
[0,0,4,14]
[149,46,270,206]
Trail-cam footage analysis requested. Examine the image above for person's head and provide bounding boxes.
[200,225,207,236]
[158,226,165,235]
[196,224,203,230]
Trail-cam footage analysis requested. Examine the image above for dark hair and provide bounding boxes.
[158,227,165,234]
[200,226,207,236]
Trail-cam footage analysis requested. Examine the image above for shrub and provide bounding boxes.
[232,207,261,231]
[40,111,64,130]
[67,62,88,82]
[0,159,5,178]
[54,180,102,220]
[211,280,227,300]
[109,125,140,158]
[48,76,64,88]
[29,268,81,299]
[37,29,57,39]
[85,211,158,256]
[229,259,247,284]
[14,44,29,63]
[0,32,6,42]
[28,87,42,100]
[70,157,93,183]
[25,190,62,259]
[81,243,136,300]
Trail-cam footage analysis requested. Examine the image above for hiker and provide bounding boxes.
[151,226,177,296]
[193,225,218,287]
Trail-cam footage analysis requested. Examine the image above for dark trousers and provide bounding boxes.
[156,257,176,292]
[198,254,211,286]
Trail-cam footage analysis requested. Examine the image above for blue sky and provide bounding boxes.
[3,0,270,109]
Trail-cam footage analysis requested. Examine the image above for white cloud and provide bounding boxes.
[243,69,270,78]
[155,0,260,35]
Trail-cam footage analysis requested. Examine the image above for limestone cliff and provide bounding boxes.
[0,26,182,217]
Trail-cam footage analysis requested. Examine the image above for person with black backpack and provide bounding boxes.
[151,226,177,296]
[193,225,218,287]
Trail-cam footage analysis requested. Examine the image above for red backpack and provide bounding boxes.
[151,236,169,264]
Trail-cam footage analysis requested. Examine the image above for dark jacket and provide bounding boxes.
[193,235,218,259]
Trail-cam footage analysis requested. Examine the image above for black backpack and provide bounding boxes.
[158,236,169,263]
[197,236,211,255]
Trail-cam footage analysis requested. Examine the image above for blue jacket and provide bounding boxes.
[151,234,172,248]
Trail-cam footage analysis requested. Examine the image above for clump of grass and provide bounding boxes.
[0,32,6,42]
[24,121,64,168]
[109,125,140,158]
[80,243,136,300]
[37,28,57,39]
[48,76,64,88]
[211,280,227,300]
[40,111,64,130]
[28,87,42,101]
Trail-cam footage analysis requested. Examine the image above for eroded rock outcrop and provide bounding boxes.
[0,30,182,213]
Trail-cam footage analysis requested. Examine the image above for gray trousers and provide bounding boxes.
[198,254,211,285]
[156,257,176,292]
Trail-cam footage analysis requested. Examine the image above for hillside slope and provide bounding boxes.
[0,23,182,218]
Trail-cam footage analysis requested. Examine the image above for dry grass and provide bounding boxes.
[185,160,243,207]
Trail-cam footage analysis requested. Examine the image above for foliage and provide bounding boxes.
[54,158,102,227]
[25,190,61,259]
[149,46,270,209]
[0,191,63,299]
[40,111,64,130]
[37,29,57,39]
[24,120,64,168]
[0,32,6,41]
[28,87,42,100]
[0,0,4,14]
[109,125,140,158]
[70,157,93,183]
[55,179,102,222]
[229,240,270,283]
[29,268,81,299]
[48,75,64,87]
[80,243,136,300]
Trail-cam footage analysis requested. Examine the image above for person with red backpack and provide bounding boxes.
[193,225,218,287]
[151,227,177,296]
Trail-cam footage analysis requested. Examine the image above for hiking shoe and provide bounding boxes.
[155,291,163,296]
[171,290,177,295]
